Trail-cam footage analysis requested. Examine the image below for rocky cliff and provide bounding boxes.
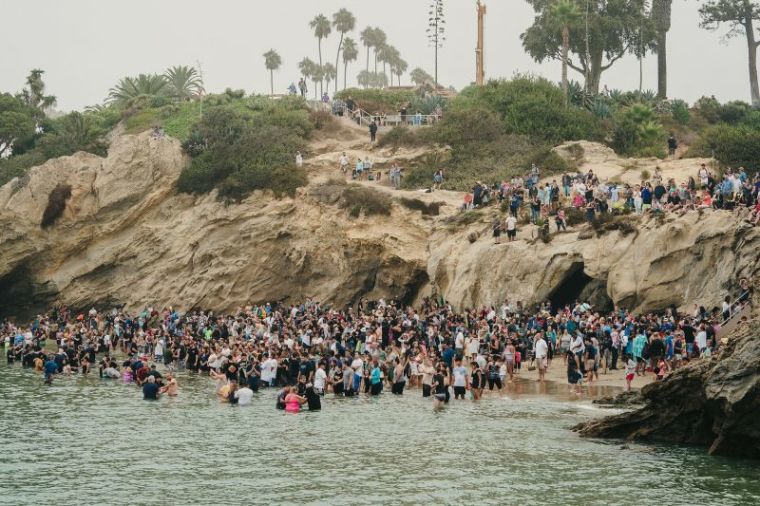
[575,312,760,459]
[0,132,758,318]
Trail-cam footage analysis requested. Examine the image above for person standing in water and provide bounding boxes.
[431,365,449,408]
[284,387,306,413]
[451,358,468,400]
[43,355,58,385]
[142,376,160,400]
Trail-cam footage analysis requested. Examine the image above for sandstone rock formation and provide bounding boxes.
[575,312,760,459]
[0,132,758,319]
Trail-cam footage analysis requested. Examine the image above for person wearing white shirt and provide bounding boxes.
[455,331,465,353]
[533,334,549,382]
[314,364,327,394]
[234,386,254,405]
[261,356,278,386]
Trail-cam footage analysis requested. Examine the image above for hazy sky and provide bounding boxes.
[2,0,751,111]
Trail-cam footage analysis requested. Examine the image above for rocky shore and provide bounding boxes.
[575,314,760,459]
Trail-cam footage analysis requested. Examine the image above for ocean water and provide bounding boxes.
[1,364,758,506]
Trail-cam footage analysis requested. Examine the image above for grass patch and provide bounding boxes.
[340,185,392,218]
[397,197,444,216]
[590,214,639,237]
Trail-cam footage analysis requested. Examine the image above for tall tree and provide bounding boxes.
[17,69,57,113]
[521,0,651,94]
[550,0,582,105]
[322,63,337,94]
[360,27,375,74]
[164,65,204,101]
[332,8,356,95]
[311,65,325,99]
[263,50,282,96]
[410,67,435,85]
[0,93,36,157]
[699,0,760,104]
[310,14,332,95]
[372,28,387,74]
[377,44,398,87]
[427,0,446,87]
[392,56,409,86]
[341,37,359,89]
[651,0,672,99]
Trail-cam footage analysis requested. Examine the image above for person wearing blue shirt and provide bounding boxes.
[370,361,382,396]
[442,345,455,370]
[44,357,58,384]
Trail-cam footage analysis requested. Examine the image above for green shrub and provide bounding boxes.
[41,184,72,228]
[453,76,604,143]
[340,185,392,217]
[699,124,760,171]
[671,99,691,125]
[694,96,721,123]
[377,126,432,149]
[717,101,752,124]
[177,106,309,200]
[611,104,666,157]
[434,107,503,146]
[640,169,651,181]
[334,88,416,113]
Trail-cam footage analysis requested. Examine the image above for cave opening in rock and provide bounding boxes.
[549,262,613,312]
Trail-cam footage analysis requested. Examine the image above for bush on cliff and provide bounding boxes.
[177,105,309,200]
[452,76,605,144]
[697,124,760,171]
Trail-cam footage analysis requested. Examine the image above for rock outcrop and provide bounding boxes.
[0,132,758,319]
[575,314,760,459]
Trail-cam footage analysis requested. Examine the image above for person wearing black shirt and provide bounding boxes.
[142,377,160,399]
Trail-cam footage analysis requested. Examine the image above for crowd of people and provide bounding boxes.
[4,275,753,409]
[457,163,760,235]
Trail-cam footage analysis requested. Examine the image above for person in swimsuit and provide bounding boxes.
[284,387,306,413]
[503,340,516,382]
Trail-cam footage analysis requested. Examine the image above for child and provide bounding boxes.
[625,354,636,392]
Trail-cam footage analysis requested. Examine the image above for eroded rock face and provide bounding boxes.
[575,317,760,459]
[0,133,429,317]
[0,133,758,319]
[427,212,760,313]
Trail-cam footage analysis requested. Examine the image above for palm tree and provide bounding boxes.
[310,14,332,95]
[372,28,387,74]
[377,44,397,87]
[299,57,316,97]
[332,8,356,95]
[550,0,582,106]
[357,70,373,89]
[360,27,375,74]
[341,37,358,90]
[651,0,672,99]
[410,67,434,86]
[164,65,204,101]
[311,65,325,99]
[322,63,337,95]
[107,74,168,104]
[391,56,408,86]
[263,50,282,96]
